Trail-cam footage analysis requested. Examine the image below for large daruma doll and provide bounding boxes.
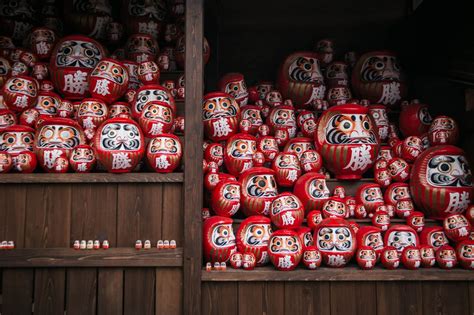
[314,218,356,267]
[202,92,240,142]
[50,35,105,100]
[410,145,473,219]
[351,50,407,106]
[94,117,145,173]
[315,104,380,180]
[277,51,326,107]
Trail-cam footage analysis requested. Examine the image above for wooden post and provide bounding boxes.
[184,0,204,314]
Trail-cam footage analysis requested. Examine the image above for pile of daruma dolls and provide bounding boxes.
[202,40,474,271]
[0,0,202,174]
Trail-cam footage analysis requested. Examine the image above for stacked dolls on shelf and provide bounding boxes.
[202,39,474,271]
[0,0,197,174]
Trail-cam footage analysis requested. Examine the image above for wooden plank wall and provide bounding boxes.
[202,282,474,315]
[0,183,183,315]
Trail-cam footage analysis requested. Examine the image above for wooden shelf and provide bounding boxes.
[0,172,184,184]
[202,265,474,282]
[232,217,439,225]
[0,248,183,267]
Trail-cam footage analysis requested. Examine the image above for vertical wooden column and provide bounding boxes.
[184,0,204,314]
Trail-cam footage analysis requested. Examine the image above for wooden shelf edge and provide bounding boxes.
[201,265,474,282]
[0,172,184,184]
[0,248,183,267]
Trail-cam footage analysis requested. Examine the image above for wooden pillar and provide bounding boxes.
[184,0,204,314]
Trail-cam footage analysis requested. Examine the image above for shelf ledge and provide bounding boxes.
[0,248,183,267]
[0,172,184,184]
[202,265,474,282]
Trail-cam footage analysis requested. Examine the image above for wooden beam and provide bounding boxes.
[0,248,183,267]
[0,173,184,184]
[184,0,204,314]
[202,266,474,282]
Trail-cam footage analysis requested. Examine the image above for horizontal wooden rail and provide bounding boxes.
[0,172,184,184]
[202,265,474,282]
[0,248,183,267]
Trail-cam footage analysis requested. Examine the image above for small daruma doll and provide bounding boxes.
[381,246,400,269]
[368,104,389,141]
[224,133,257,176]
[50,35,105,99]
[239,167,278,217]
[0,110,16,130]
[2,75,38,112]
[12,151,37,173]
[89,58,129,104]
[315,218,356,267]
[410,145,473,219]
[407,211,425,232]
[399,100,433,137]
[229,252,243,269]
[293,172,330,213]
[456,240,474,270]
[69,144,96,173]
[300,150,322,173]
[302,246,322,269]
[316,104,380,180]
[125,33,159,63]
[202,92,240,142]
[351,50,407,106]
[267,105,297,138]
[420,226,449,250]
[146,134,182,173]
[387,158,410,182]
[236,215,272,266]
[77,98,108,131]
[428,115,459,146]
[268,229,303,271]
[218,73,249,106]
[271,152,301,187]
[270,192,304,229]
[203,216,236,263]
[139,101,174,137]
[132,84,176,119]
[321,198,347,219]
[137,60,160,84]
[436,245,458,269]
[0,125,35,157]
[0,152,12,173]
[277,51,326,107]
[356,226,384,258]
[34,118,86,172]
[401,246,421,270]
[94,117,145,173]
[356,246,377,270]
[443,213,472,242]
[30,27,56,60]
[384,225,419,254]
[210,180,241,217]
[419,245,436,268]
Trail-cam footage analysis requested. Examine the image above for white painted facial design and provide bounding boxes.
[135,88,171,114]
[71,147,94,162]
[363,187,383,203]
[418,107,433,125]
[269,235,300,253]
[0,130,34,153]
[6,77,37,97]
[317,227,353,252]
[224,80,248,102]
[143,103,172,123]
[309,179,330,199]
[246,174,277,197]
[325,114,376,144]
[275,154,299,169]
[37,125,81,149]
[91,60,128,85]
[99,123,141,151]
[446,215,469,230]
[360,54,401,82]
[241,108,263,125]
[429,231,448,248]
[364,232,383,251]
[288,57,323,83]
[387,231,416,251]
[271,195,300,216]
[211,224,235,248]
[148,136,180,154]
[460,244,474,258]
[128,0,167,20]
[286,142,314,159]
[202,96,238,121]
[55,40,102,68]
[228,139,256,159]
[244,223,272,247]
[427,155,472,187]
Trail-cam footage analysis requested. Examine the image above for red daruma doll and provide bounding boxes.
[456,240,474,270]
[271,152,301,187]
[315,104,380,180]
[293,172,330,213]
[270,192,305,229]
[315,218,357,267]
[202,92,240,142]
[239,167,278,217]
[356,246,377,270]
[410,145,473,219]
[203,216,237,263]
[146,134,182,173]
[2,75,39,112]
[218,73,249,106]
[94,117,145,173]
[224,133,257,176]
[210,180,241,217]
[268,229,303,271]
[302,246,322,269]
[236,215,272,266]
[139,101,174,137]
[50,35,105,100]
[89,58,129,104]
